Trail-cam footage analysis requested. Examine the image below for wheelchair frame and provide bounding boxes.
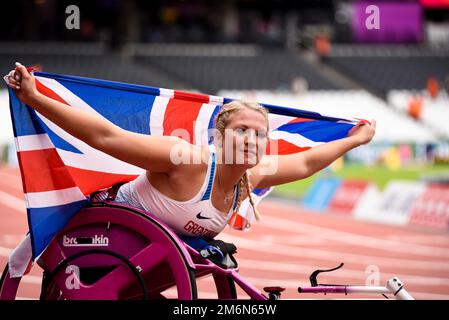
[0,201,413,300]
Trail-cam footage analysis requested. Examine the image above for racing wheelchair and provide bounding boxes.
[0,198,414,300]
[0,198,270,300]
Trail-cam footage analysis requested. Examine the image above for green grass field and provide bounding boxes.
[270,164,449,200]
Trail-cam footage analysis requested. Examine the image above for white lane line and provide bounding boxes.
[386,234,449,246]
[22,274,43,285]
[0,245,12,257]
[409,292,449,300]
[219,232,449,271]
[7,262,449,299]
[258,205,449,258]
[0,235,26,248]
[0,170,22,182]
[260,231,449,257]
[235,258,449,286]
[2,187,446,255]
[0,260,42,285]
[0,181,23,194]
[197,274,449,300]
[240,277,449,300]
[259,234,325,245]
[0,190,26,213]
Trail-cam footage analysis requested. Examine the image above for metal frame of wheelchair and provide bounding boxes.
[0,201,414,300]
[0,201,269,300]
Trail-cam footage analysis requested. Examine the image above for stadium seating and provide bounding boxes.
[388,90,449,139]
[219,89,438,143]
[1,42,446,142]
[324,45,449,95]
[134,45,343,93]
[1,43,346,93]
[0,43,187,90]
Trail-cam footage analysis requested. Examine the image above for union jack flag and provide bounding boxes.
[5,71,362,276]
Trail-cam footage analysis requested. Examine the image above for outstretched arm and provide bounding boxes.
[6,64,195,173]
[250,121,376,188]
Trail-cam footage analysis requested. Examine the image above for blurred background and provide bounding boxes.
[0,0,449,299]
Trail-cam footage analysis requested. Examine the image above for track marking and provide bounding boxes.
[219,232,449,271]
[235,258,449,286]
[259,205,449,258]
[0,191,26,213]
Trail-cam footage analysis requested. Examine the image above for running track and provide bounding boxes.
[1,165,448,300]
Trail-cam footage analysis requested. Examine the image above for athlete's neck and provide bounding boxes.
[216,162,246,192]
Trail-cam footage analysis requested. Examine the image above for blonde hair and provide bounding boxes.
[214,100,269,227]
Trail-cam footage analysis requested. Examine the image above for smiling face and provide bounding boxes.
[215,102,269,168]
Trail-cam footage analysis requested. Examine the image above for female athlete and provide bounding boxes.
[6,65,376,239]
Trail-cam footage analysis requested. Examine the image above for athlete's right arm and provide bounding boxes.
[6,64,196,173]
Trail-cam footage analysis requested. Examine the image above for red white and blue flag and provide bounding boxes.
[5,71,362,275]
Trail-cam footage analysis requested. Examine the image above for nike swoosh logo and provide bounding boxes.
[196,212,211,220]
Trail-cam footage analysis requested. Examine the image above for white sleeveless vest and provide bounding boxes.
[115,145,239,239]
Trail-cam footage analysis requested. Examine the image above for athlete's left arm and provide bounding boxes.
[249,120,376,189]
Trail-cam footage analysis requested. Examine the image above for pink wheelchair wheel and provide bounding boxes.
[0,203,253,300]
[2,204,199,300]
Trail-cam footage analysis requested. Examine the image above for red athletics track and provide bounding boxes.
[1,165,448,300]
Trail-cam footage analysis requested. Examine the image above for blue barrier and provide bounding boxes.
[301,177,342,212]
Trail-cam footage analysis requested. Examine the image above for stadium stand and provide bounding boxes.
[324,45,449,96]
[0,42,188,90]
[388,90,449,139]
[0,43,348,93]
[133,44,344,93]
[219,89,438,143]
[1,42,446,143]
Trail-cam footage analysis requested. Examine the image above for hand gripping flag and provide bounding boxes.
[4,70,364,276]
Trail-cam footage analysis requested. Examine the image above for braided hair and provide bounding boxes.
[214,101,269,227]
